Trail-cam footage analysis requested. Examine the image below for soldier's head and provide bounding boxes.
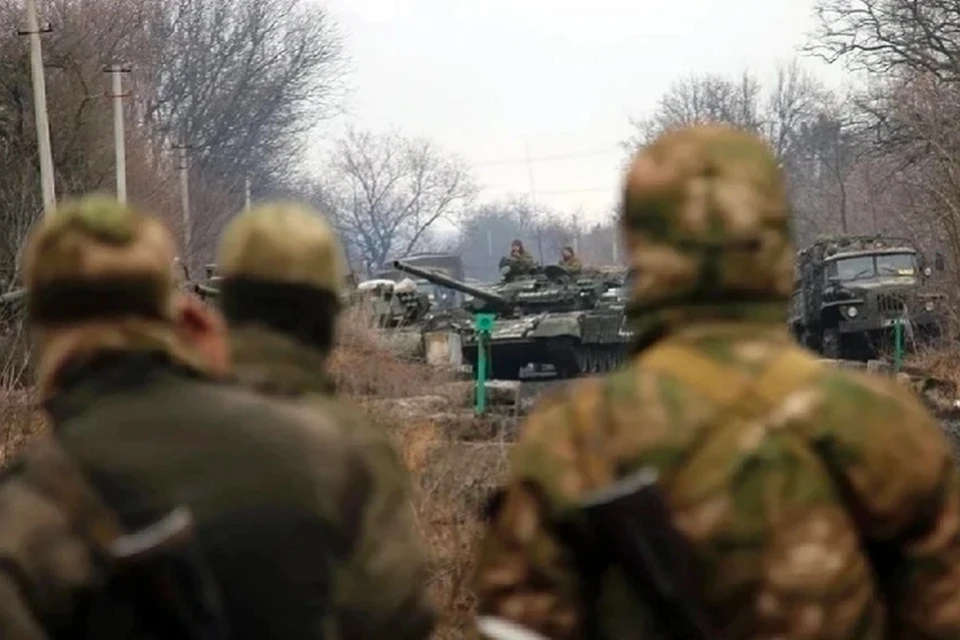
[511,239,523,255]
[620,124,792,336]
[216,202,345,354]
[22,195,230,381]
[562,246,575,260]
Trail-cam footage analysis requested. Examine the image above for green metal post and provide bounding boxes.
[474,313,495,416]
[893,318,903,373]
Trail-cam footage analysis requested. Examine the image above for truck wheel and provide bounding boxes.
[822,329,841,359]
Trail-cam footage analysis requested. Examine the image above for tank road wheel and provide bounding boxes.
[574,348,588,375]
[821,328,841,359]
[587,345,600,374]
[604,347,617,372]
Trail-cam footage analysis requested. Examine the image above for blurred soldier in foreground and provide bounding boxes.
[473,125,960,640]
[4,195,377,640]
[215,203,435,639]
[558,246,581,274]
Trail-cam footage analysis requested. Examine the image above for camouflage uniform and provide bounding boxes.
[473,126,960,640]
[503,241,536,273]
[12,195,379,640]
[215,203,434,639]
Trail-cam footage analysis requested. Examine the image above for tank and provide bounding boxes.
[393,259,632,379]
[187,267,428,361]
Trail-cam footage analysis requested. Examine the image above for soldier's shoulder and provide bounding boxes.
[794,363,950,459]
[813,364,935,419]
[208,380,359,456]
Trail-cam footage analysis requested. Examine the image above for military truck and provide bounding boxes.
[789,234,947,359]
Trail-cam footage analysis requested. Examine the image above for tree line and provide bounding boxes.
[3,0,959,294]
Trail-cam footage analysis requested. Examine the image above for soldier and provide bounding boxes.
[558,246,581,274]
[501,239,536,275]
[473,125,960,640]
[8,195,384,640]
[214,202,435,639]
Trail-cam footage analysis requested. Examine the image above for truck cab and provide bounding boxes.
[790,235,945,359]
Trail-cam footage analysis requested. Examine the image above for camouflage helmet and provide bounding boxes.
[620,124,793,320]
[216,202,346,296]
[22,194,178,325]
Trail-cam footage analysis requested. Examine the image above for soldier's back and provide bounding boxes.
[482,322,960,639]
[228,326,435,638]
[49,351,367,640]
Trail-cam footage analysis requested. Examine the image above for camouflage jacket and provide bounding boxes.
[504,250,536,272]
[228,325,435,640]
[33,330,377,640]
[474,320,960,640]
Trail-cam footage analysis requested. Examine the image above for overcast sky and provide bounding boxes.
[315,0,845,227]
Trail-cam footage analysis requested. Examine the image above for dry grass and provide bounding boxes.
[906,344,960,388]
[0,387,45,466]
[330,313,501,637]
[329,307,456,398]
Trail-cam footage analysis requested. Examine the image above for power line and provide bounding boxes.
[472,147,622,167]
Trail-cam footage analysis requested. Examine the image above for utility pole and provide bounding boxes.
[525,141,537,206]
[525,141,544,261]
[173,144,191,259]
[19,0,55,216]
[244,175,251,212]
[104,64,131,203]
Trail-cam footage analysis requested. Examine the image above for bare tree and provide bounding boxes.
[626,72,764,147]
[624,61,856,244]
[141,0,345,190]
[808,0,960,81]
[806,0,960,290]
[0,0,157,277]
[315,129,477,272]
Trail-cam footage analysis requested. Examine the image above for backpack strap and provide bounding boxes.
[636,340,824,498]
[639,341,822,410]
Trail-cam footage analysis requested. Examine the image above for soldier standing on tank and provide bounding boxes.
[558,246,582,274]
[10,195,386,640]
[213,202,435,640]
[472,125,960,640]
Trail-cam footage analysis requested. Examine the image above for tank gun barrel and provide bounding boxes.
[392,260,509,307]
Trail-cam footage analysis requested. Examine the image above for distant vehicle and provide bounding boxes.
[789,234,947,359]
[393,258,631,380]
[373,253,464,309]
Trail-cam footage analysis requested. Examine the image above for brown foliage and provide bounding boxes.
[329,315,493,635]
[329,307,455,398]
[0,388,44,467]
